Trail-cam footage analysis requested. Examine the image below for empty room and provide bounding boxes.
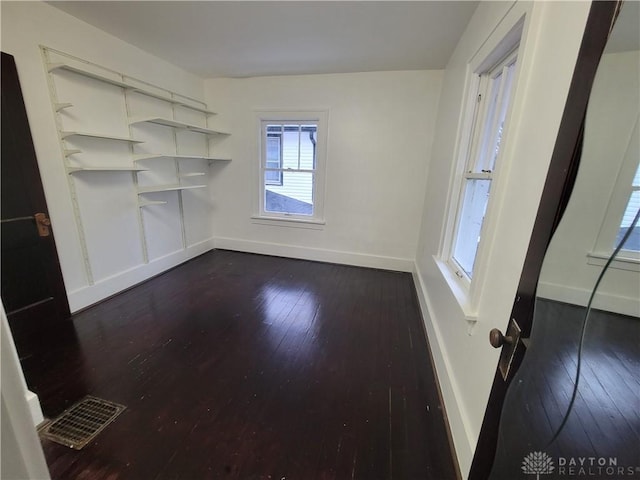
[2,1,638,479]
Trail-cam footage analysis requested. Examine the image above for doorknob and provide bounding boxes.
[34,212,51,237]
[491,320,522,381]
[489,328,514,348]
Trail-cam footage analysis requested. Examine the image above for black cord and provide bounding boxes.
[546,206,640,448]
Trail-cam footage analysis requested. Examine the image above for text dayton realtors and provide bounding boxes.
[557,456,637,477]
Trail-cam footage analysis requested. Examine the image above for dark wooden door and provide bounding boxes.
[468,2,621,479]
[1,52,70,357]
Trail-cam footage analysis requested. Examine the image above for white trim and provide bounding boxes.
[25,391,44,427]
[213,237,413,272]
[250,215,325,230]
[1,304,51,479]
[411,264,475,474]
[434,257,478,322]
[439,66,481,257]
[68,238,215,312]
[587,251,640,272]
[537,281,640,318]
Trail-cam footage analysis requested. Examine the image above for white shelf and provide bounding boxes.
[175,103,217,115]
[49,63,130,88]
[48,62,217,115]
[55,102,73,112]
[67,166,147,174]
[129,117,230,136]
[64,149,82,157]
[133,154,232,162]
[138,200,167,207]
[179,172,206,178]
[137,184,207,194]
[61,131,144,143]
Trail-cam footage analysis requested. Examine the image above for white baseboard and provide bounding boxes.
[68,239,215,312]
[25,390,44,426]
[412,263,475,477]
[537,281,640,318]
[213,236,414,272]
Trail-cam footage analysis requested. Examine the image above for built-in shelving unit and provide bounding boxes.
[129,117,230,136]
[43,46,231,285]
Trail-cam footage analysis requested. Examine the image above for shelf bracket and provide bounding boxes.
[55,102,73,112]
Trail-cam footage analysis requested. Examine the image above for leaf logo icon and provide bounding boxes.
[522,451,555,479]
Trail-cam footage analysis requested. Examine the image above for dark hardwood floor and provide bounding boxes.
[490,298,640,479]
[21,250,457,480]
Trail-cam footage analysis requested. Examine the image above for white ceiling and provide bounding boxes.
[48,1,479,78]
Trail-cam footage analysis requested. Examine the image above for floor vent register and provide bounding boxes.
[39,396,126,450]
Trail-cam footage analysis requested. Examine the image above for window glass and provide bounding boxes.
[265,133,282,185]
[261,122,318,218]
[453,179,492,276]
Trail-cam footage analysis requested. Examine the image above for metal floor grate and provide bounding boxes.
[39,396,125,450]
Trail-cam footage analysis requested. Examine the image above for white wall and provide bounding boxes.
[205,71,442,271]
[537,50,640,317]
[413,1,592,475]
[1,1,216,312]
[1,302,50,480]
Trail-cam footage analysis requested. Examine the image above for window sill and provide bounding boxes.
[251,215,325,230]
[433,256,479,323]
[586,251,640,272]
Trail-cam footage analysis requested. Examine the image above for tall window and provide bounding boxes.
[257,112,327,223]
[450,50,518,281]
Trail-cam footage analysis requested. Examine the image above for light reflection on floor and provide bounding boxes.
[259,284,320,360]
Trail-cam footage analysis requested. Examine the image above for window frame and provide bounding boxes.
[255,110,328,226]
[438,20,524,318]
[448,50,518,285]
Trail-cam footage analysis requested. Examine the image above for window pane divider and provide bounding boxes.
[264,168,316,174]
[464,172,493,180]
